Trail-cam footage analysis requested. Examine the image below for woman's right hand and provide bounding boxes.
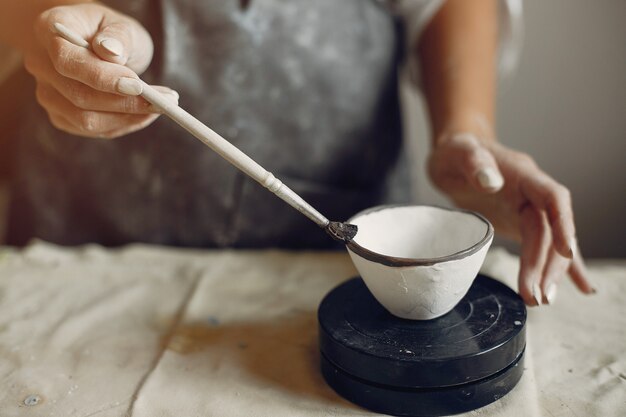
[23,3,178,139]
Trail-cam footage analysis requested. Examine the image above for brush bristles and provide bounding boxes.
[326,222,358,243]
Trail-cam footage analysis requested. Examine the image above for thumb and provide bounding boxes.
[450,133,505,193]
[91,17,153,74]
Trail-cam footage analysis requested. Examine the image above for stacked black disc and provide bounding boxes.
[318,274,526,417]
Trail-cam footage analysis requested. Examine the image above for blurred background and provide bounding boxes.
[0,0,624,257]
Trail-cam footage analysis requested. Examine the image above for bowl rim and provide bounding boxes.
[345,204,494,267]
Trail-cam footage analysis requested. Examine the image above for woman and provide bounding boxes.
[0,0,594,306]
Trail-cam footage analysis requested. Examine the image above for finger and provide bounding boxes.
[48,109,160,139]
[568,246,596,294]
[45,30,143,96]
[518,205,551,306]
[91,18,154,73]
[35,5,104,45]
[48,111,86,136]
[36,3,153,74]
[39,85,160,138]
[36,6,139,95]
[448,133,505,193]
[69,110,159,139]
[92,23,130,65]
[97,114,161,138]
[36,80,142,123]
[26,51,178,114]
[541,247,571,305]
[36,69,178,114]
[519,170,576,259]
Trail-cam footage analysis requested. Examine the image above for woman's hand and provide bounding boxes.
[428,133,596,306]
[23,3,178,139]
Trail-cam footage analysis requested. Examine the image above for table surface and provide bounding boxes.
[0,242,624,417]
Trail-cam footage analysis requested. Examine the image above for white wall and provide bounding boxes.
[403,0,626,258]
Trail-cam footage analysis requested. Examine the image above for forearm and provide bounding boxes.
[417,0,498,145]
[0,0,94,51]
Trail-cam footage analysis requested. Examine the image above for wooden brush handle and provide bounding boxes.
[52,23,330,228]
[139,83,330,227]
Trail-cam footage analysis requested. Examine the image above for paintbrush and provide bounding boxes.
[51,22,357,243]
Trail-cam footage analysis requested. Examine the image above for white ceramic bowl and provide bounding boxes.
[346,205,494,320]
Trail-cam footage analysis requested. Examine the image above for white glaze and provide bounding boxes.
[347,206,493,320]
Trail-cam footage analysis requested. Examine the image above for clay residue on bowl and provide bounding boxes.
[344,205,494,320]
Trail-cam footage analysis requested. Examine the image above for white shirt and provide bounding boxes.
[381,0,524,84]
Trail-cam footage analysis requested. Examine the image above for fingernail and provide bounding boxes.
[568,236,577,259]
[477,167,504,191]
[148,90,179,113]
[545,283,558,305]
[532,282,542,306]
[166,89,180,100]
[117,77,143,96]
[99,38,124,56]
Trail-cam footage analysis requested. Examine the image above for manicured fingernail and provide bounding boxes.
[99,38,124,56]
[166,89,179,100]
[532,282,542,306]
[568,236,577,259]
[477,167,504,190]
[148,90,179,113]
[545,283,557,305]
[117,77,143,96]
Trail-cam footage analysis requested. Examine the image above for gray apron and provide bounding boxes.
[8,0,406,248]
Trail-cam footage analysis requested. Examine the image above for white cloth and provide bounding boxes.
[0,242,624,416]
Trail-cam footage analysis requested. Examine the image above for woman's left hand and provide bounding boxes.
[428,133,596,306]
